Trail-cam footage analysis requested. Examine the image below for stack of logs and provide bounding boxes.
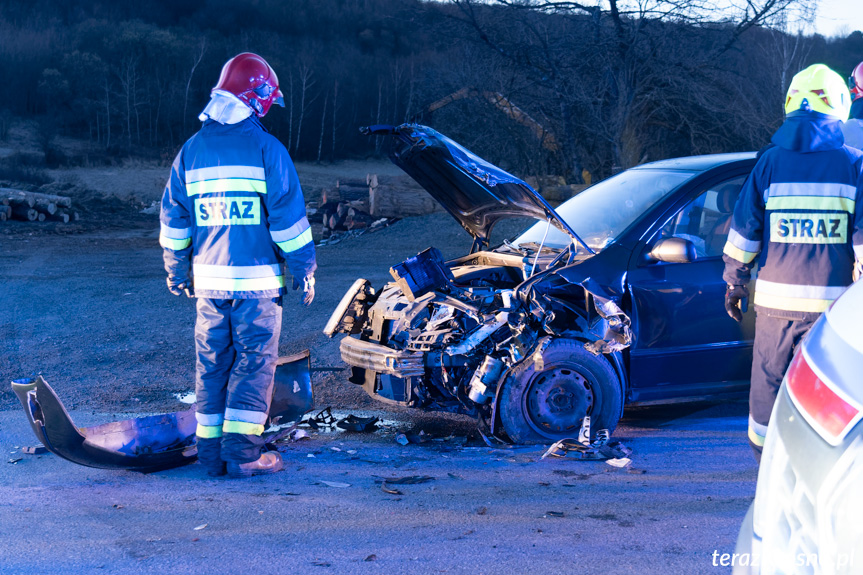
[1,188,77,223]
[317,174,441,236]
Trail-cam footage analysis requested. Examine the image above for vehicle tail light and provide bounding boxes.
[786,349,863,446]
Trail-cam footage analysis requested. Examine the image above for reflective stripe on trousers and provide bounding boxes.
[194,297,282,463]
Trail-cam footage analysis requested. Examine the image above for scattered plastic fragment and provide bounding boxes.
[594,429,610,446]
[336,415,379,433]
[381,483,402,495]
[8,458,22,464]
[319,481,351,488]
[290,429,310,441]
[22,445,48,455]
[374,475,435,485]
[577,417,591,444]
[173,392,196,404]
[541,422,630,461]
[301,407,337,430]
[364,554,378,562]
[395,434,409,446]
[404,429,429,444]
[544,511,565,518]
[193,524,207,531]
[606,457,632,468]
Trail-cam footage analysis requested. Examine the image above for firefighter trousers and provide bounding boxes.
[748,313,814,462]
[194,297,282,465]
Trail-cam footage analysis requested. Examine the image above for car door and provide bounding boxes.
[626,172,756,403]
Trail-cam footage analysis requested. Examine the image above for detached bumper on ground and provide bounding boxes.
[11,350,314,472]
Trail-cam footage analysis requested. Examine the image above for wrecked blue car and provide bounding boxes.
[326,124,756,443]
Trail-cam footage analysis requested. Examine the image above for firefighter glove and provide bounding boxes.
[167,276,194,298]
[292,275,315,306]
[725,284,749,323]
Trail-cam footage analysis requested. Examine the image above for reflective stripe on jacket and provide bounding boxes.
[160,117,317,299]
[723,113,863,320]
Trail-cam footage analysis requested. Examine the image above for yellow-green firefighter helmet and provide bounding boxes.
[785,64,851,121]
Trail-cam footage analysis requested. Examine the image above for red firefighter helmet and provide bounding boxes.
[851,61,863,101]
[213,53,284,117]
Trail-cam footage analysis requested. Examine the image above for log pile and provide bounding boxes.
[367,174,442,218]
[1,188,77,224]
[312,174,441,239]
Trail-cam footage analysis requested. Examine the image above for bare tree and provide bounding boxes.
[118,55,148,149]
[375,78,384,154]
[103,77,112,149]
[286,71,294,152]
[450,0,816,179]
[331,79,339,160]
[183,38,207,136]
[317,91,328,163]
[294,63,316,155]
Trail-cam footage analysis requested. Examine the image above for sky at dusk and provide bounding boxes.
[814,0,863,37]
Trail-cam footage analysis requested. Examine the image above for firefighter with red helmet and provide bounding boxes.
[843,61,863,150]
[723,64,863,462]
[159,53,316,478]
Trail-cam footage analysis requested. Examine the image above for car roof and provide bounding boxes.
[631,152,757,172]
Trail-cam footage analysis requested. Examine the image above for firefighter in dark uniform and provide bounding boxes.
[723,64,863,462]
[159,53,317,478]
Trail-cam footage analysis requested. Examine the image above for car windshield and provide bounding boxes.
[512,169,696,252]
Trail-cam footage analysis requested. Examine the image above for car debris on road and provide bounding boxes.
[541,417,632,464]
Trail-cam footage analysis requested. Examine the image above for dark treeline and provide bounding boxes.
[0,0,861,181]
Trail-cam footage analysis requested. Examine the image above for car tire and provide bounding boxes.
[500,338,623,444]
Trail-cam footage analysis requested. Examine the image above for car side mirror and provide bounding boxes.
[648,237,697,264]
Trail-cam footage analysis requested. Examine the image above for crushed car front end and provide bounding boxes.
[325,124,632,443]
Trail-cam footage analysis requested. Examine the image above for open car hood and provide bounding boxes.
[364,124,583,249]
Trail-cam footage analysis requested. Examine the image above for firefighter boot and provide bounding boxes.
[226,451,284,478]
[197,437,227,477]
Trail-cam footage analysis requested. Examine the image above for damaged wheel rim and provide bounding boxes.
[524,366,593,437]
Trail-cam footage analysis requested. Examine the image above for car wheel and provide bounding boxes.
[500,339,623,444]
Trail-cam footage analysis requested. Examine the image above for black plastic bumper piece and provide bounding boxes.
[11,350,313,473]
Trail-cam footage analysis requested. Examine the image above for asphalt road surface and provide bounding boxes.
[0,214,756,574]
[1,402,755,575]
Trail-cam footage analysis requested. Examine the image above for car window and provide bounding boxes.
[513,169,695,252]
[660,175,746,258]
